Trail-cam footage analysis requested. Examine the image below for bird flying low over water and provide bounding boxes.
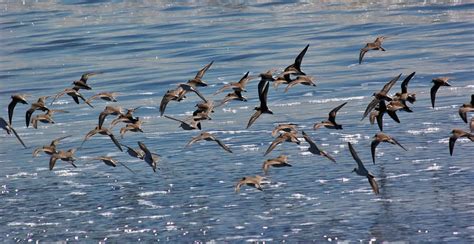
[283,44,309,82]
[314,102,347,130]
[8,94,29,126]
[361,73,401,120]
[31,109,69,129]
[246,76,273,129]
[185,132,232,153]
[0,117,27,149]
[301,131,336,163]
[49,149,77,170]
[81,126,122,152]
[348,142,379,195]
[187,61,214,87]
[214,71,252,95]
[138,141,160,172]
[271,123,298,137]
[86,92,118,104]
[393,72,416,107]
[235,175,265,192]
[26,96,50,128]
[430,77,452,108]
[51,87,93,108]
[284,75,316,93]
[72,72,101,90]
[449,129,474,156]
[471,117,474,132]
[264,131,300,156]
[121,143,145,160]
[458,94,474,123]
[262,155,291,175]
[164,115,201,130]
[215,90,247,107]
[359,36,386,64]
[371,132,407,164]
[33,135,71,157]
[89,156,134,173]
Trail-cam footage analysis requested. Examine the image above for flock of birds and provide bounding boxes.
[1,36,474,195]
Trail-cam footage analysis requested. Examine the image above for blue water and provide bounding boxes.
[1,0,474,242]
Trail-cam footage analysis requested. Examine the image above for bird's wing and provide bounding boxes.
[386,110,400,123]
[302,131,320,154]
[328,102,347,124]
[449,135,457,156]
[246,110,262,129]
[195,61,214,79]
[401,72,416,94]
[164,115,187,124]
[381,73,402,94]
[264,136,284,156]
[8,100,18,125]
[238,71,251,87]
[51,135,71,146]
[348,142,366,171]
[185,134,203,147]
[25,108,35,128]
[260,80,270,111]
[215,138,233,153]
[459,108,468,123]
[362,98,379,120]
[367,174,380,195]
[359,47,368,64]
[51,91,66,105]
[10,125,27,149]
[430,84,441,108]
[107,133,123,152]
[294,44,309,70]
[391,137,407,151]
[371,140,380,164]
[49,156,58,170]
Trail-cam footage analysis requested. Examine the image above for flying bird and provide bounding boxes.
[284,76,316,93]
[314,102,347,130]
[348,142,379,195]
[430,77,452,108]
[33,135,71,157]
[31,109,69,129]
[301,131,336,163]
[86,92,118,104]
[361,73,401,120]
[262,155,291,175]
[187,61,214,87]
[264,131,300,156]
[359,36,386,64]
[371,132,407,164]
[271,123,298,137]
[138,141,160,172]
[393,72,416,106]
[246,77,273,129]
[282,44,309,82]
[49,149,77,170]
[458,94,474,123]
[164,115,201,130]
[449,129,474,156]
[214,71,252,95]
[89,156,134,173]
[51,87,93,108]
[235,175,265,192]
[81,126,122,152]
[185,132,232,153]
[25,96,50,128]
[72,72,101,90]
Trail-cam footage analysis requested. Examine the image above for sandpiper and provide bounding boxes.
[246,78,273,129]
[31,109,69,129]
[81,126,123,152]
[348,142,379,195]
[215,91,247,107]
[33,135,71,157]
[25,96,50,128]
[185,132,232,153]
[72,72,101,90]
[86,92,118,104]
[264,131,300,156]
[164,115,201,130]
[262,155,291,175]
[187,61,214,87]
[283,44,309,82]
[98,106,123,129]
[449,128,474,156]
[138,141,160,172]
[371,132,407,164]
[313,102,347,130]
[119,118,144,138]
[359,36,386,64]
[235,175,264,192]
[430,77,452,108]
[271,123,298,137]
[89,156,134,173]
[458,94,474,123]
[301,131,336,163]
[49,149,77,170]
[214,71,252,95]
[361,73,401,120]
[51,87,93,108]
[393,72,416,106]
[121,143,145,160]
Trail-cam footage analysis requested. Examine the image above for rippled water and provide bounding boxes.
[1,0,474,242]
